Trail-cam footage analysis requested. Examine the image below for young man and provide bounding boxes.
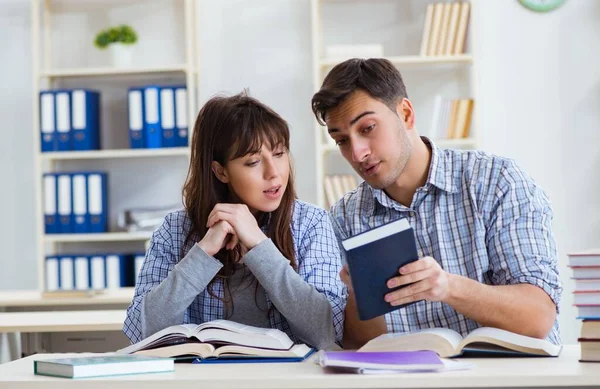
[311,58,562,349]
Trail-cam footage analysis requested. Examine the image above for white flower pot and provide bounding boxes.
[109,43,134,67]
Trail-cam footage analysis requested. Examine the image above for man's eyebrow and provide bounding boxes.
[350,111,375,125]
[328,111,376,134]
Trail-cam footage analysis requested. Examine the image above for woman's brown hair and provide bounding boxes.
[182,91,297,299]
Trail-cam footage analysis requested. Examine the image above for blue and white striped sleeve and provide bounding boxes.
[485,160,562,313]
[123,214,177,343]
[297,208,348,344]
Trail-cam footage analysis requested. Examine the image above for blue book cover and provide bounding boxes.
[71,89,101,151]
[86,172,108,233]
[55,90,72,151]
[39,91,56,152]
[56,173,74,233]
[58,256,75,291]
[174,86,189,147]
[160,86,176,148]
[128,88,145,149]
[34,355,174,379]
[143,86,162,148]
[342,218,419,321]
[43,173,59,234]
[106,254,135,288]
[70,172,88,233]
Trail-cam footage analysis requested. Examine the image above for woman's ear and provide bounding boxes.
[211,161,229,184]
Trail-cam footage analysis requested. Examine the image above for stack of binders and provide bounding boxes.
[45,252,146,292]
[128,85,189,149]
[39,90,101,152]
[43,172,108,234]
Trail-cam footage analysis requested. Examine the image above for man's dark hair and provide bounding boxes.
[311,58,408,125]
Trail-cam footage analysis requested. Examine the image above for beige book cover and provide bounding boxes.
[452,99,470,139]
[445,99,459,139]
[419,4,435,56]
[453,2,471,55]
[436,3,452,56]
[427,3,444,56]
[444,2,461,55]
[460,100,474,138]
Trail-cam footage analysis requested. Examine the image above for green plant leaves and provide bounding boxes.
[94,25,138,49]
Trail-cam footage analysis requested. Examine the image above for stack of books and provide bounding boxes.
[419,1,471,57]
[568,250,600,362]
[430,96,474,140]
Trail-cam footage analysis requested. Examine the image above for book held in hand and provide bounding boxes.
[342,218,419,320]
[117,319,314,362]
[34,355,174,379]
[359,327,562,358]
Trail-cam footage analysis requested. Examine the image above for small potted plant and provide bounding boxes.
[94,25,138,67]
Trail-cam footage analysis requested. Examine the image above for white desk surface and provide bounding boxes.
[0,289,134,308]
[0,345,598,389]
[0,310,126,333]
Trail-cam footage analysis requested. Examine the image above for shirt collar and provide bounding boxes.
[423,137,460,194]
[363,136,460,216]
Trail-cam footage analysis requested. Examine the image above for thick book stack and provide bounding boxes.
[419,2,471,57]
[430,96,474,140]
[128,85,189,149]
[45,252,145,292]
[324,174,359,209]
[568,250,600,362]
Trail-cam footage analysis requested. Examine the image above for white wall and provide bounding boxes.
[0,0,597,344]
[0,1,37,290]
[475,0,600,344]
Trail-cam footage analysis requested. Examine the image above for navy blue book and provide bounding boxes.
[342,218,419,321]
[71,89,101,151]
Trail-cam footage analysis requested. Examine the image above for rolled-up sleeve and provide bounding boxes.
[485,160,562,313]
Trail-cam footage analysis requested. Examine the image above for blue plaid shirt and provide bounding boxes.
[124,199,347,344]
[330,138,562,345]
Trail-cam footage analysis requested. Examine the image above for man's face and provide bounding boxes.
[325,90,412,190]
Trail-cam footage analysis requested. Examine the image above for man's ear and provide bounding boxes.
[396,98,415,130]
[211,161,229,184]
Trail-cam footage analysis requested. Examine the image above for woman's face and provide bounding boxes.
[215,143,290,214]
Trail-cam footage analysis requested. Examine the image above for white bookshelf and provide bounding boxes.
[310,0,480,207]
[43,232,153,244]
[31,0,199,292]
[39,65,189,78]
[40,147,190,161]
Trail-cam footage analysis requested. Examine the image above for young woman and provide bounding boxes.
[124,91,346,350]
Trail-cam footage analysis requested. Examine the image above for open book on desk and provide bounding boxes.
[359,327,562,358]
[117,319,314,362]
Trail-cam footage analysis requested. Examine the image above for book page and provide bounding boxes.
[460,327,562,356]
[117,324,196,354]
[134,342,215,359]
[214,343,312,358]
[194,320,293,350]
[358,328,463,358]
